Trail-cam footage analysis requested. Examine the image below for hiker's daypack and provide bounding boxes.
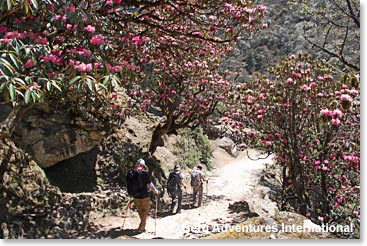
[126,168,144,197]
[191,169,202,187]
[167,172,180,195]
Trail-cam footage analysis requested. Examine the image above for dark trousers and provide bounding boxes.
[170,189,183,213]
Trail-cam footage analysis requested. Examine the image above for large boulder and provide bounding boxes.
[214,137,239,158]
[11,106,105,168]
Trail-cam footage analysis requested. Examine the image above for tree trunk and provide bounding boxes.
[149,115,178,154]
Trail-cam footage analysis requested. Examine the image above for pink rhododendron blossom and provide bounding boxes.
[76,63,92,72]
[84,25,96,33]
[293,73,302,78]
[257,5,267,12]
[28,83,41,92]
[264,141,272,146]
[331,118,340,126]
[343,155,360,163]
[340,94,353,102]
[239,143,247,148]
[65,5,76,12]
[112,66,122,73]
[300,84,311,91]
[90,34,104,45]
[24,59,35,68]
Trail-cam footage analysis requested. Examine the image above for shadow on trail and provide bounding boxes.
[93,227,138,238]
[205,194,228,202]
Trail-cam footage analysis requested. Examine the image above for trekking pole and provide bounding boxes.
[122,197,131,229]
[154,196,158,236]
[205,181,209,205]
[185,187,191,209]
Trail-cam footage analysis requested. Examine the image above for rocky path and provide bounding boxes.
[91,150,277,239]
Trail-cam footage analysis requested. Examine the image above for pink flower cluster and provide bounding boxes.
[66,47,92,57]
[84,25,96,33]
[320,108,344,125]
[90,34,104,45]
[1,31,48,45]
[75,63,92,72]
[343,155,359,163]
[340,94,353,102]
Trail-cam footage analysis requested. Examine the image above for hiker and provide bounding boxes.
[126,158,159,233]
[167,163,186,214]
[191,164,208,207]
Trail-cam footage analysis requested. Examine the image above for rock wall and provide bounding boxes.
[11,106,105,168]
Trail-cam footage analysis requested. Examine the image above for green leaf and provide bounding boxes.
[6,0,12,10]
[87,79,94,92]
[31,91,36,102]
[13,77,25,85]
[30,0,38,9]
[0,58,15,74]
[97,82,107,91]
[0,82,6,92]
[103,76,110,86]
[47,81,51,91]
[9,84,15,101]
[25,48,31,57]
[69,76,81,85]
[24,90,31,104]
[51,81,62,92]
[15,90,24,97]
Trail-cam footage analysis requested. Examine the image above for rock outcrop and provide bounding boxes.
[11,106,105,168]
[214,137,239,158]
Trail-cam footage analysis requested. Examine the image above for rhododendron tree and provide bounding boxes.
[0,0,267,153]
[224,54,360,234]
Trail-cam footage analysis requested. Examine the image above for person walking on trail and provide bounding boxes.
[126,158,159,233]
[191,164,208,207]
[167,163,186,214]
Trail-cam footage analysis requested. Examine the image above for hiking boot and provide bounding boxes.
[136,229,146,233]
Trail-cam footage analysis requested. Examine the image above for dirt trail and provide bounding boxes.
[92,150,278,239]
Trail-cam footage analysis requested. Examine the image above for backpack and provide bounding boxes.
[191,169,202,187]
[167,172,180,196]
[126,168,144,197]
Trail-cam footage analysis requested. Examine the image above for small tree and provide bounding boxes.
[225,54,359,234]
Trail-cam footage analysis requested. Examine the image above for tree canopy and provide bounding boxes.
[0,0,267,152]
